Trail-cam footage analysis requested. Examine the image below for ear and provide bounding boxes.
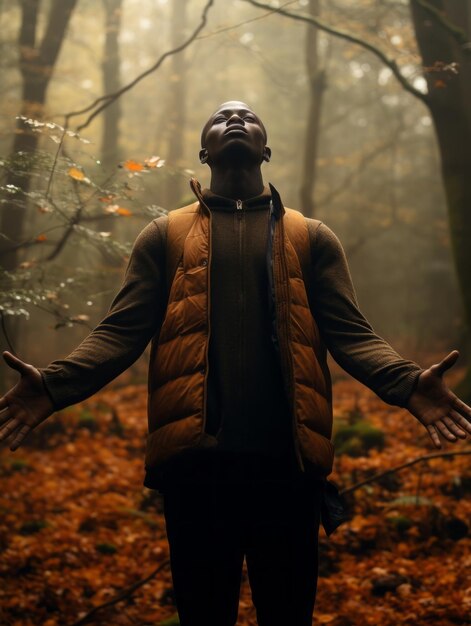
[199,149,208,164]
[263,146,271,163]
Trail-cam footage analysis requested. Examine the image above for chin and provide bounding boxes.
[215,143,261,167]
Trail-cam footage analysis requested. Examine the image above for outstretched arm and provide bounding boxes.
[0,216,168,450]
[307,220,471,445]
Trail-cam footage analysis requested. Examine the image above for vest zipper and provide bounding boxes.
[237,198,244,435]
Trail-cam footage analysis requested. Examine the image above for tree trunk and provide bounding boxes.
[0,0,78,272]
[299,0,327,218]
[164,0,188,209]
[0,0,77,361]
[410,0,471,399]
[101,0,122,170]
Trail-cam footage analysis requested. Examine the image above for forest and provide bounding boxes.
[0,1,470,625]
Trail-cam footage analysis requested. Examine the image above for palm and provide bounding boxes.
[406,350,471,448]
[0,351,54,450]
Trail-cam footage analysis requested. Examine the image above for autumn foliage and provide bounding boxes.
[0,372,470,626]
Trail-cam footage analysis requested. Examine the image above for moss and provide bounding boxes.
[10,459,31,472]
[387,514,413,535]
[77,409,98,432]
[334,420,385,457]
[19,520,49,535]
[157,614,180,626]
[95,542,117,555]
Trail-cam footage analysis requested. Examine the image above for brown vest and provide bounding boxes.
[145,180,334,477]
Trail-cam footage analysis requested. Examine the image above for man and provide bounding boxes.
[1,101,470,626]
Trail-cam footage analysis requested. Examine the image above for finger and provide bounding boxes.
[0,396,9,411]
[451,396,471,423]
[434,420,457,442]
[443,416,467,438]
[2,351,30,375]
[9,424,30,451]
[449,409,471,435]
[427,424,441,449]
[430,350,460,377]
[0,406,10,426]
[0,417,20,442]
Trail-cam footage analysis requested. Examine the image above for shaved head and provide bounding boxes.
[201,100,267,147]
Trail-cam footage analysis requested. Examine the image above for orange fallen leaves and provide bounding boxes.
[0,375,469,625]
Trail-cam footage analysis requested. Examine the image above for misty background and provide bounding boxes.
[0,0,468,391]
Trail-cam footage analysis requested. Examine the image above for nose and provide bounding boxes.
[226,113,244,127]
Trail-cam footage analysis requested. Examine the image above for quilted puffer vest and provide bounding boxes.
[145,180,334,477]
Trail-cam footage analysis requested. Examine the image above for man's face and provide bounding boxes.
[201,101,269,168]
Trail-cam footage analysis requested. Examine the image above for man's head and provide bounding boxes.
[199,101,271,168]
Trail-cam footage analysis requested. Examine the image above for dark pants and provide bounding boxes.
[163,470,322,626]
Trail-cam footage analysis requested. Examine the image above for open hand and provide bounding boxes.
[0,351,54,451]
[406,350,471,448]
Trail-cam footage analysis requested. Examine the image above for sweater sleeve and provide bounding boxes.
[39,216,168,410]
[307,219,422,407]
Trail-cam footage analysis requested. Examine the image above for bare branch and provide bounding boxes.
[317,128,405,209]
[65,0,214,132]
[341,448,471,496]
[243,0,429,103]
[68,559,170,626]
[196,0,298,40]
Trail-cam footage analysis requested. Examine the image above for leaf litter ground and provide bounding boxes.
[0,373,470,626]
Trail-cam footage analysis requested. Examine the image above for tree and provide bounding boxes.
[409,0,471,398]
[299,0,327,218]
[245,0,471,399]
[101,0,123,170]
[163,0,188,208]
[0,0,78,272]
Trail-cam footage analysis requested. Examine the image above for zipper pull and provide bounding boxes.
[236,199,242,219]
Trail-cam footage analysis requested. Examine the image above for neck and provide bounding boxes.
[209,166,264,200]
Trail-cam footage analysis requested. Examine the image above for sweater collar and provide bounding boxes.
[189,177,284,217]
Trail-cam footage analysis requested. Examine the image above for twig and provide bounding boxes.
[242,0,429,103]
[45,121,68,201]
[68,558,170,626]
[317,128,405,209]
[415,460,425,506]
[64,0,214,132]
[341,448,471,496]
[196,0,297,40]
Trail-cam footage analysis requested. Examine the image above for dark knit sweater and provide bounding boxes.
[40,186,422,485]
